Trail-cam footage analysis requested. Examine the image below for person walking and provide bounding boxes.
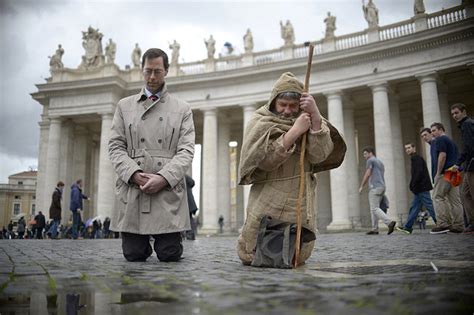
[70,179,89,240]
[108,48,195,262]
[17,217,25,239]
[34,211,46,239]
[429,122,464,234]
[48,181,64,239]
[358,146,396,235]
[450,103,474,234]
[396,143,437,234]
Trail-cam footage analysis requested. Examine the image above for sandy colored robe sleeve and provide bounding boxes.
[306,119,334,164]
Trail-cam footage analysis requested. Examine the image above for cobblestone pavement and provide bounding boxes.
[1,230,473,315]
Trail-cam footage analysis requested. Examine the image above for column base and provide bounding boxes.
[326,220,353,231]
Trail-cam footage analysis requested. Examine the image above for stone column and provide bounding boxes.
[343,101,361,228]
[389,95,408,220]
[417,72,441,178]
[370,83,398,221]
[201,107,218,232]
[96,113,115,219]
[438,83,452,136]
[241,103,256,222]
[325,91,351,230]
[217,118,231,231]
[44,117,62,215]
[36,120,50,218]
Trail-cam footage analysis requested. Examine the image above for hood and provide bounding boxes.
[265,72,304,111]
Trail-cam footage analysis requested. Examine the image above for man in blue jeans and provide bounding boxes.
[397,142,437,234]
[70,179,89,239]
[48,181,65,239]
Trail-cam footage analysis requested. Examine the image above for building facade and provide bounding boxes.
[31,4,474,232]
[0,171,37,228]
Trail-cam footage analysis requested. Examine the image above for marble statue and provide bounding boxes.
[131,43,141,68]
[169,40,180,65]
[280,20,295,46]
[105,39,116,64]
[79,26,104,69]
[49,44,64,71]
[324,12,336,38]
[414,0,426,15]
[243,28,254,53]
[362,0,379,28]
[204,35,216,59]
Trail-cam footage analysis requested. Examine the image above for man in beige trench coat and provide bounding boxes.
[237,72,346,266]
[108,48,195,262]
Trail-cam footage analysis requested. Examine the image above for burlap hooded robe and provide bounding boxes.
[237,72,346,264]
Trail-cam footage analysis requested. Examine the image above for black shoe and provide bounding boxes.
[449,228,463,233]
[387,221,396,235]
[366,230,379,235]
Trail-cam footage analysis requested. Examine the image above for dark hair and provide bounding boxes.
[362,146,375,155]
[420,127,431,135]
[76,179,83,185]
[141,48,169,70]
[430,122,445,132]
[404,142,415,148]
[450,103,466,112]
[57,181,65,187]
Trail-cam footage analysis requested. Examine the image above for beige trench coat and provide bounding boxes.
[108,83,195,234]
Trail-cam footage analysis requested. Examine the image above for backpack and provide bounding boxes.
[251,215,316,269]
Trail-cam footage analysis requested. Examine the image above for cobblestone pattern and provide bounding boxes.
[1,231,473,314]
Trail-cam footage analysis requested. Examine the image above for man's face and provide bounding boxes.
[274,97,300,118]
[430,126,442,138]
[404,145,415,155]
[142,57,168,93]
[363,151,371,160]
[451,108,467,122]
[420,131,432,143]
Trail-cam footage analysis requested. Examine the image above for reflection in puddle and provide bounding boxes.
[0,289,188,314]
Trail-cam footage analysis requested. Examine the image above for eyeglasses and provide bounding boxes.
[143,68,165,76]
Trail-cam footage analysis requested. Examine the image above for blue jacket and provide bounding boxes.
[70,184,87,212]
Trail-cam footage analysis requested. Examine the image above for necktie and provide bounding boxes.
[149,95,158,102]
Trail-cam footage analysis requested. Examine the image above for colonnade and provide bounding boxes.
[37,71,456,231]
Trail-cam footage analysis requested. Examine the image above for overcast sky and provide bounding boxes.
[0,0,460,183]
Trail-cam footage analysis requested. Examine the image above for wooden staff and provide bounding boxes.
[294,43,314,268]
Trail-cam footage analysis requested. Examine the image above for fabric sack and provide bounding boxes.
[251,215,316,269]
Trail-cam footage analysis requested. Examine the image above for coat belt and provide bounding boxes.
[128,148,176,159]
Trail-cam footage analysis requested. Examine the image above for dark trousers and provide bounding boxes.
[121,232,183,262]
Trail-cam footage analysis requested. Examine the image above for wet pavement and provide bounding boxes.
[1,230,473,314]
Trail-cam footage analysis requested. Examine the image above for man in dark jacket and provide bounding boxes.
[450,103,474,234]
[70,179,89,239]
[185,175,198,240]
[397,143,437,234]
[48,181,64,239]
[34,211,46,239]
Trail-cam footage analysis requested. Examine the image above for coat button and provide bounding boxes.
[159,117,163,121]
[140,138,145,143]
[137,161,141,165]
[157,162,162,167]
[158,139,162,144]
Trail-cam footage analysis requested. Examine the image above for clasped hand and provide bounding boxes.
[132,172,168,194]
